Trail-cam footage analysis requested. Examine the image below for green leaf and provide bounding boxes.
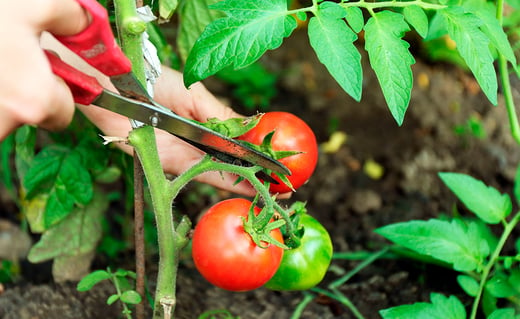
[345,7,364,33]
[463,0,517,65]
[107,294,120,305]
[177,0,224,62]
[364,11,415,126]
[120,290,142,304]
[308,4,362,101]
[77,270,111,292]
[27,191,107,263]
[183,0,297,87]
[440,7,497,105]
[439,172,512,224]
[457,275,479,297]
[375,218,489,272]
[488,309,517,319]
[403,5,429,38]
[159,0,178,21]
[486,274,518,298]
[380,293,466,319]
[23,146,93,228]
[14,125,37,181]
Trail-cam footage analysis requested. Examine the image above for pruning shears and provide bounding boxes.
[45,0,289,178]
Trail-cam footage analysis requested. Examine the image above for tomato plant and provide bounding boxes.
[238,112,318,193]
[191,198,284,291]
[265,213,333,291]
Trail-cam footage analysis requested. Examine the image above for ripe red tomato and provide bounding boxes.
[238,112,318,193]
[191,198,284,291]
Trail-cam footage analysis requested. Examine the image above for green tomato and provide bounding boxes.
[264,214,333,291]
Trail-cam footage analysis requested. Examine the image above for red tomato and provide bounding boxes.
[239,112,318,193]
[191,198,284,291]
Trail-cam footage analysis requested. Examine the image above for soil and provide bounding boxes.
[1,29,520,319]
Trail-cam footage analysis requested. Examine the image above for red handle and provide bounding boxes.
[45,51,104,105]
[55,0,132,76]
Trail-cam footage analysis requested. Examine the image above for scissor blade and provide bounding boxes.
[110,73,151,103]
[93,90,290,175]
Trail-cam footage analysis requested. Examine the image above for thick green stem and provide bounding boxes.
[113,0,147,83]
[469,213,520,319]
[128,126,190,319]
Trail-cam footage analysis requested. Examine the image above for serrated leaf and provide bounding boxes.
[317,1,346,19]
[159,0,178,21]
[457,275,479,297]
[376,218,488,272]
[23,146,94,228]
[403,5,429,38]
[439,172,512,224]
[345,7,364,33]
[364,11,415,126]
[308,6,362,101]
[27,191,107,263]
[380,293,466,319]
[177,0,224,62]
[120,290,142,304]
[77,269,111,292]
[440,7,497,105]
[184,0,297,87]
[463,0,516,65]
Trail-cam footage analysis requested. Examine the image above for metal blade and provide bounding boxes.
[93,90,291,175]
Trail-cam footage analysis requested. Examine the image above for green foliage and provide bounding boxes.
[183,0,297,87]
[182,0,515,126]
[376,218,489,272]
[439,172,512,224]
[364,11,415,125]
[77,268,141,318]
[378,170,520,318]
[216,63,278,110]
[308,2,362,102]
[380,293,466,319]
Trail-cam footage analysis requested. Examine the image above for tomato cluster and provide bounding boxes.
[191,112,332,292]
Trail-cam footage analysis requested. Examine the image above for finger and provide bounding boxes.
[38,76,76,131]
[37,0,91,36]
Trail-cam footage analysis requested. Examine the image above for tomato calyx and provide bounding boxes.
[278,201,309,249]
[239,131,301,191]
[241,196,288,250]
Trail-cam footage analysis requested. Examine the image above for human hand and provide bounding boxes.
[82,67,260,196]
[0,0,90,140]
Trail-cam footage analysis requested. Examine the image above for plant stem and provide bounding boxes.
[133,154,146,319]
[311,287,366,319]
[496,0,520,145]
[330,248,389,289]
[290,292,316,319]
[287,0,445,16]
[111,272,133,319]
[469,212,520,319]
[129,126,191,319]
[113,1,149,318]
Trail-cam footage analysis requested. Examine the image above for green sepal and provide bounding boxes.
[242,195,287,249]
[282,201,308,249]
